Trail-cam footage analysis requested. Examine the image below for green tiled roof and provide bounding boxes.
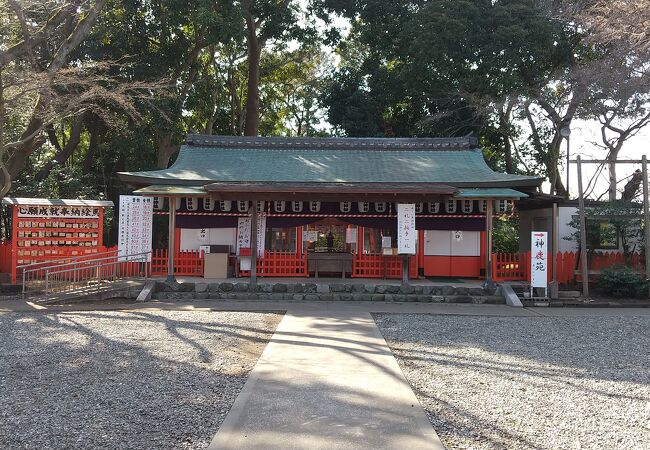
[119,135,542,188]
[454,188,528,199]
[133,185,208,196]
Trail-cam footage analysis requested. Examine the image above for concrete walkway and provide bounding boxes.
[208,307,444,450]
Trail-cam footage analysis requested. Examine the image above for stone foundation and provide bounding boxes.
[151,281,503,304]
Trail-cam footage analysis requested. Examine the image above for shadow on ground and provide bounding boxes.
[0,310,283,450]
[374,313,650,450]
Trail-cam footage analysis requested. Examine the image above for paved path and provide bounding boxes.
[208,307,445,450]
[3,298,650,317]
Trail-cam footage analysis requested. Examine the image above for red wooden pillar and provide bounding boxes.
[97,207,105,248]
[356,226,363,254]
[417,229,425,275]
[479,230,487,278]
[296,226,302,254]
[174,227,181,254]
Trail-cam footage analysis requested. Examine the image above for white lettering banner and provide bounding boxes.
[236,214,266,258]
[236,217,251,254]
[118,196,153,262]
[397,203,416,254]
[18,205,99,219]
[531,231,548,289]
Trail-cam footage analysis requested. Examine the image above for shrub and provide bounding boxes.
[597,265,647,298]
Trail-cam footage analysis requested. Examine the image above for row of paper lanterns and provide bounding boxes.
[152,198,510,214]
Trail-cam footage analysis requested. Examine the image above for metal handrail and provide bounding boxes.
[22,250,151,300]
[22,251,150,275]
[16,249,119,271]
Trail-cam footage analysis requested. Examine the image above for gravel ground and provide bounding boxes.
[374,313,650,450]
[0,310,283,450]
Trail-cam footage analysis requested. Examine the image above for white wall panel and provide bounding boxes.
[180,228,237,251]
[450,231,480,256]
[424,230,481,256]
[424,230,451,255]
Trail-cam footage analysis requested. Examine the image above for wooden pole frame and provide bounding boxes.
[576,156,589,297]
[250,202,258,288]
[484,199,495,289]
[550,202,559,299]
[166,196,176,282]
[642,156,650,297]
[569,155,650,297]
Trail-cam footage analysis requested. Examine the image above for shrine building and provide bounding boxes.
[118,134,543,283]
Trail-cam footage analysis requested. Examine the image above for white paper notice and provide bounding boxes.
[397,203,416,254]
[531,231,548,289]
[118,195,153,262]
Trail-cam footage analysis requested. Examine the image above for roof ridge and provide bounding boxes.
[185,134,478,150]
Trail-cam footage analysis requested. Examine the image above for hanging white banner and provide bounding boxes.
[236,217,252,254]
[397,203,416,254]
[256,213,266,257]
[118,195,153,262]
[236,214,266,258]
[531,231,548,289]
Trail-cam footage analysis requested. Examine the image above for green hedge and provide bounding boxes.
[597,265,647,298]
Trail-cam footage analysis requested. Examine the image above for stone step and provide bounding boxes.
[558,290,581,299]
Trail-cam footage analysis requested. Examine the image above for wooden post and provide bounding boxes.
[250,202,258,287]
[576,156,589,297]
[11,205,17,284]
[550,201,560,299]
[642,155,650,297]
[166,196,176,282]
[484,200,495,289]
[402,254,409,285]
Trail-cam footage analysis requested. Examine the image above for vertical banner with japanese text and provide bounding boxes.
[531,231,548,289]
[397,203,416,254]
[236,217,251,254]
[236,214,266,271]
[118,195,153,261]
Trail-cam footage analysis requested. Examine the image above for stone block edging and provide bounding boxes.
[152,281,503,304]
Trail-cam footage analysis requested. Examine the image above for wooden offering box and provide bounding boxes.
[1,198,114,282]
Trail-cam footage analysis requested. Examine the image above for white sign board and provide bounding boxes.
[345,227,357,244]
[197,228,208,244]
[531,231,548,289]
[397,203,416,254]
[303,230,319,242]
[381,236,392,249]
[118,195,153,261]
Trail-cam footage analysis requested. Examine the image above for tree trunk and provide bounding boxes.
[157,133,180,168]
[83,120,101,172]
[6,115,46,180]
[608,157,617,201]
[499,113,513,173]
[244,16,263,137]
[35,115,84,181]
[607,143,624,201]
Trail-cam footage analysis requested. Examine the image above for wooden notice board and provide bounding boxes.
[1,198,114,283]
